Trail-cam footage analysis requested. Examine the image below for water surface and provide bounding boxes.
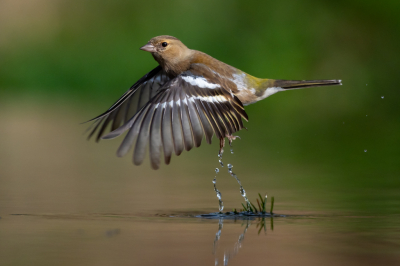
[1,100,399,265]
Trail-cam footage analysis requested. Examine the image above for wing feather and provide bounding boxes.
[149,93,168,169]
[97,64,249,169]
[86,66,169,139]
[179,89,194,151]
[171,89,184,156]
[96,111,116,142]
[192,98,214,144]
[133,103,158,166]
[111,100,128,131]
[161,93,174,165]
[116,104,151,157]
[185,95,204,147]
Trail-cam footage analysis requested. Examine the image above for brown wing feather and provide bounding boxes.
[86,66,169,140]
[101,65,249,169]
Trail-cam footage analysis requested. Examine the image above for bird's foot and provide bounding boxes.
[219,134,240,155]
[226,134,240,146]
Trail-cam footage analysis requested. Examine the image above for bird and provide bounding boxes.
[87,35,341,170]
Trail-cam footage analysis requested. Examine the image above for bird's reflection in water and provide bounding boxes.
[212,216,273,266]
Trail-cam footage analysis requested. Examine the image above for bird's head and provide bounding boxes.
[140,35,192,76]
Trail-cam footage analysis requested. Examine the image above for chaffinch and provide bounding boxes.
[87,35,341,169]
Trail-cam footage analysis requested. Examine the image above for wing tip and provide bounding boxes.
[102,132,120,140]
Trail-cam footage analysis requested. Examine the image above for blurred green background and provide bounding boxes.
[1,0,399,216]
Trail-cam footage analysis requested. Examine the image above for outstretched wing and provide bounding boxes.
[103,63,249,169]
[86,66,170,141]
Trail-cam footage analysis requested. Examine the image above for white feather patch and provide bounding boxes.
[188,95,228,103]
[258,87,284,101]
[231,73,247,91]
[182,76,220,89]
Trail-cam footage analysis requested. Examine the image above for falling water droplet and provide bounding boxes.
[216,191,222,200]
[227,164,233,173]
[381,96,384,99]
[218,200,224,212]
[215,168,219,174]
[212,178,216,184]
[233,174,241,185]
[230,148,234,154]
[364,149,367,152]
[240,186,246,197]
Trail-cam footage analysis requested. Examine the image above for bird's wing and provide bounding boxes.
[86,66,170,141]
[102,64,249,169]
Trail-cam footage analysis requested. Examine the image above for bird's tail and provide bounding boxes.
[271,79,342,89]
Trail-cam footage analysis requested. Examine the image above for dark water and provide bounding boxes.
[1,101,399,266]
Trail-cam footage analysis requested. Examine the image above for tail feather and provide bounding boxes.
[272,79,342,89]
[270,79,342,90]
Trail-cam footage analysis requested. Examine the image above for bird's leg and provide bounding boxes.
[219,138,225,157]
[226,134,241,146]
[219,134,241,155]
[218,137,225,167]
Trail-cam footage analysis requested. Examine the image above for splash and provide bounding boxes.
[218,153,224,167]
[227,163,251,210]
[213,166,224,212]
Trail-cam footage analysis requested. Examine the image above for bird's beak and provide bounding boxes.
[140,42,156,53]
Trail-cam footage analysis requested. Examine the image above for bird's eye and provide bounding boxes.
[162,42,168,47]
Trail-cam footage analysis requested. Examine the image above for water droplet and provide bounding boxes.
[216,191,221,200]
[230,148,234,154]
[219,160,224,167]
[240,187,246,197]
[215,168,219,174]
[381,96,384,99]
[227,164,232,169]
[212,178,216,184]
[364,149,367,152]
[218,200,224,212]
